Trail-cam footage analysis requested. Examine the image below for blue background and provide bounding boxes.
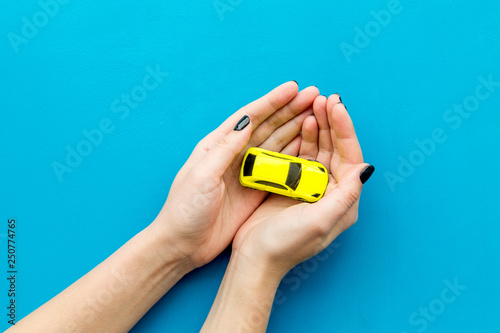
[1,0,499,332]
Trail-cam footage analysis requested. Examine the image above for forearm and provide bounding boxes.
[201,251,284,333]
[9,222,194,333]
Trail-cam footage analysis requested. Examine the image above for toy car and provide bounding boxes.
[239,147,329,202]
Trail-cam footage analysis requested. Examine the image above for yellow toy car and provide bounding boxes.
[239,147,329,203]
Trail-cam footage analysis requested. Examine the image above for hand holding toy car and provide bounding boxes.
[154,81,321,269]
[10,82,374,333]
[201,93,374,332]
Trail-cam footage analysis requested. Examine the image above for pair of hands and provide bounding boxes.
[153,81,373,278]
[7,81,372,333]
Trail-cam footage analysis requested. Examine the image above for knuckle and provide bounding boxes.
[215,136,231,151]
[311,220,331,237]
[267,112,287,131]
[269,133,285,148]
[264,94,280,111]
[342,189,360,210]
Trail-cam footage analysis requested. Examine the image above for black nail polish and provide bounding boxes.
[337,101,347,111]
[337,94,342,103]
[360,165,375,184]
[234,115,250,131]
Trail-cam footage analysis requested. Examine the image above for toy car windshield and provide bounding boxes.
[285,162,301,190]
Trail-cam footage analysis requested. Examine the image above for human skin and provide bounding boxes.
[201,94,374,332]
[7,81,320,333]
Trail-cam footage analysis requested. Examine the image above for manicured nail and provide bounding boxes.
[335,94,342,103]
[234,115,250,131]
[360,165,375,184]
[337,101,347,111]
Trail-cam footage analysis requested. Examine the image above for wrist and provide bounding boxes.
[201,250,283,333]
[143,222,196,276]
[233,237,297,282]
[230,249,287,285]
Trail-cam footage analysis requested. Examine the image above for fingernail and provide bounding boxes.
[292,80,298,86]
[360,165,375,184]
[234,115,250,131]
[337,101,347,111]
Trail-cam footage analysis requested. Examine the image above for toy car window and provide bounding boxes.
[285,162,302,191]
[254,180,288,190]
[243,154,256,177]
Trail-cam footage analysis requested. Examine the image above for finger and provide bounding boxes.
[203,81,299,148]
[327,93,341,105]
[279,134,302,156]
[327,98,363,166]
[258,107,313,152]
[298,115,319,160]
[198,116,253,180]
[238,81,300,127]
[325,95,341,178]
[305,163,374,235]
[182,82,299,173]
[249,86,319,147]
[312,95,332,170]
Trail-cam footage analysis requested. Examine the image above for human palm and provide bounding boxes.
[154,82,320,267]
[233,94,373,274]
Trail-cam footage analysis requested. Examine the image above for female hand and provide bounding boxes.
[152,82,320,268]
[232,94,375,276]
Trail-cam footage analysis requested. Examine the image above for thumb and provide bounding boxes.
[314,163,375,222]
[200,115,252,179]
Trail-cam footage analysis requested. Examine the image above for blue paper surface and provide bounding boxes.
[1,0,499,332]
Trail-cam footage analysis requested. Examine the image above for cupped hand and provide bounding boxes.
[232,94,374,276]
[153,82,320,268]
